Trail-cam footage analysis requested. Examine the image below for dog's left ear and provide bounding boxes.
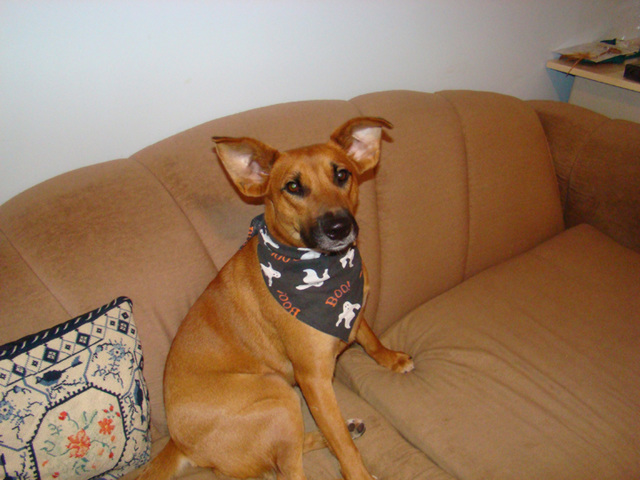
[213,136,279,197]
[330,117,393,174]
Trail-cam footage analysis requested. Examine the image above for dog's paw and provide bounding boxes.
[370,348,415,374]
[391,352,415,374]
[346,418,366,439]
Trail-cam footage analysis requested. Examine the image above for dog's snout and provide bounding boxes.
[322,214,353,241]
[301,211,359,252]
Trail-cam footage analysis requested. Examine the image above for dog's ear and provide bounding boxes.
[213,137,279,197]
[330,117,393,174]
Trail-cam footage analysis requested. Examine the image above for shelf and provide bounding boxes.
[546,58,640,93]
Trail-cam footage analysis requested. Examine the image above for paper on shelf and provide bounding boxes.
[554,39,639,63]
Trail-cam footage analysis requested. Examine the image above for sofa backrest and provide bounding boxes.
[0,158,219,441]
[351,90,564,332]
[0,90,563,438]
[530,99,640,254]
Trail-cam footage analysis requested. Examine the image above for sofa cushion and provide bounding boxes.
[338,225,640,479]
[0,158,218,440]
[0,297,150,480]
[123,381,454,480]
[530,100,640,253]
[349,90,564,334]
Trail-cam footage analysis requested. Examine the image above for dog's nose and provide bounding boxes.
[320,212,355,241]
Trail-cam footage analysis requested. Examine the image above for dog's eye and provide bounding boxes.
[284,180,304,196]
[334,167,351,187]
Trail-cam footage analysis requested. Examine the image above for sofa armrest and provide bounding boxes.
[529,100,640,253]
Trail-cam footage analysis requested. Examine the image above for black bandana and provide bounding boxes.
[245,214,364,342]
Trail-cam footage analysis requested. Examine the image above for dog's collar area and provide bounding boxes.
[247,214,330,259]
[246,214,365,342]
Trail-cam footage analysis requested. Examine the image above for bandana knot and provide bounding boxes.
[246,214,364,342]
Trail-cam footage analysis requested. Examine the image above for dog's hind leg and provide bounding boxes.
[136,438,188,480]
[303,431,327,452]
[168,372,310,480]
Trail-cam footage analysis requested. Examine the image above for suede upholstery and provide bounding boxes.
[1,90,638,480]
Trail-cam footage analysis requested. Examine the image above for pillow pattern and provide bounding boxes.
[0,297,150,479]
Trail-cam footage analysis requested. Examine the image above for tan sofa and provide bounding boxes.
[1,90,639,480]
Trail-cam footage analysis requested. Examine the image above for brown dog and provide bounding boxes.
[138,117,414,480]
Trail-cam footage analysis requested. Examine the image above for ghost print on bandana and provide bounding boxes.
[245,215,365,342]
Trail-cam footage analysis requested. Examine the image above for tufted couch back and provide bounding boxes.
[0,90,564,439]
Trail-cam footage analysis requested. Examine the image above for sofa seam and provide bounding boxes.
[435,92,472,281]
[131,158,219,273]
[534,121,565,225]
[350,98,384,332]
[0,226,73,318]
[562,116,611,219]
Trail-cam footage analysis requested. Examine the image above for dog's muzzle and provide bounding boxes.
[303,211,359,253]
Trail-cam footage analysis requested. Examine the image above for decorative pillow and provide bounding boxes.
[0,297,150,480]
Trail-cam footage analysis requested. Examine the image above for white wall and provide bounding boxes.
[0,0,635,205]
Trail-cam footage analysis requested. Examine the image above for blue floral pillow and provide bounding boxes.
[0,297,150,479]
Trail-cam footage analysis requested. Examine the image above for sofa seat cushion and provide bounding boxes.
[338,224,640,480]
[123,381,454,480]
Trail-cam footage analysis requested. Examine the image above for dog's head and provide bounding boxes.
[213,117,392,253]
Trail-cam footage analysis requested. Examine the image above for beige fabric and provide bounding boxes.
[437,91,564,278]
[0,230,70,341]
[528,100,608,210]
[0,159,216,438]
[568,119,640,252]
[349,90,564,334]
[531,100,640,253]
[338,224,640,479]
[349,90,469,335]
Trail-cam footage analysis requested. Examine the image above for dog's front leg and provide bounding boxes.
[356,317,414,373]
[297,372,374,480]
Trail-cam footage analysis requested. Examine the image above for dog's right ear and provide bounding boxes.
[213,137,279,197]
[330,117,393,175]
